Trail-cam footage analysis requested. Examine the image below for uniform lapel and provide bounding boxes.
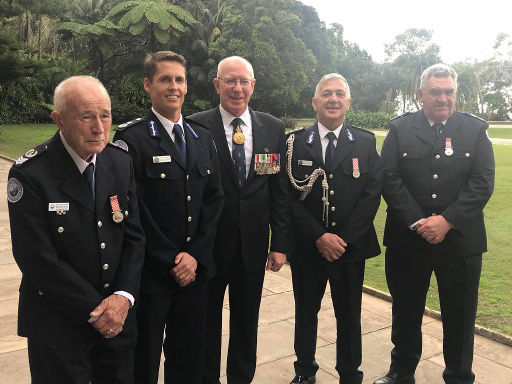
[183,121,199,172]
[414,110,436,147]
[94,151,115,215]
[330,125,353,172]
[148,111,186,170]
[52,134,95,213]
[305,124,324,168]
[245,109,261,185]
[207,108,238,186]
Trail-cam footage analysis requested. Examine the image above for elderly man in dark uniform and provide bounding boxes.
[113,51,224,384]
[188,56,289,384]
[374,64,495,384]
[7,76,145,384]
[285,73,382,384]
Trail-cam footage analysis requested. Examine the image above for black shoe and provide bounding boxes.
[290,375,316,384]
[373,371,415,384]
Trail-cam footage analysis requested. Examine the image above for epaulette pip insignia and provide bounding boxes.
[114,117,143,131]
[14,144,48,166]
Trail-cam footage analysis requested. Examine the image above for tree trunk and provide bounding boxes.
[37,13,42,60]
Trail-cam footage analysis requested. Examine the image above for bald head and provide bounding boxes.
[53,76,110,113]
[217,56,254,79]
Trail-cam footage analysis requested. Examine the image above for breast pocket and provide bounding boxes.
[342,158,369,178]
[195,158,214,179]
[145,162,180,181]
[398,146,421,174]
[453,149,474,177]
[48,210,81,237]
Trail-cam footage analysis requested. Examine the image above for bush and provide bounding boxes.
[108,74,151,124]
[345,110,394,129]
[0,80,52,124]
[280,115,296,130]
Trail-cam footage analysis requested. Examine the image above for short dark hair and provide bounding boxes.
[144,51,187,82]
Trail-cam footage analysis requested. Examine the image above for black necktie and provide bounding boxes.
[173,123,187,165]
[232,118,246,188]
[432,123,443,141]
[325,132,336,171]
[83,162,95,200]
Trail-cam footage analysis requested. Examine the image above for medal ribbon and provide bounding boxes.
[110,195,120,212]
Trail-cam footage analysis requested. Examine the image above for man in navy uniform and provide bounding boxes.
[374,64,495,384]
[286,73,382,384]
[113,51,224,384]
[7,76,145,384]
[189,56,289,384]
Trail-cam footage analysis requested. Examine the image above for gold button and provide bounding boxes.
[305,174,309,178]
[207,169,211,175]
[104,283,110,289]
[126,195,129,201]
[433,174,438,179]
[97,221,102,227]
[186,237,191,242]
[103,264,109,270]
[187,196,191,202]
[101,242,106,249]
[188,216,192,222]
[331,206,336,212]
[465,153,470,158]
[186,174,189,180]
[330,190,334,196]
[160,173,165,179]
[432,212,437,216]
[432,194,437,199]
[402,153,407,157]
[38,290,44,296]
[57,226,64,233]
[435,154,440,159]
[329,174,333,179]
[125,210,128,216]
[332,222,336,226]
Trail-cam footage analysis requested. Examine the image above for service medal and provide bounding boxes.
[445,138,453,156]
[352,158,360,179]
[110,195,124,223]
[233,127,245,145]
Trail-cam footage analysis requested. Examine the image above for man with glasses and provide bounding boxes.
[375,64,495,384]
[189,56,289,384]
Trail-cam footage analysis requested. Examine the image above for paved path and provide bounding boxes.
[1,158,511,383]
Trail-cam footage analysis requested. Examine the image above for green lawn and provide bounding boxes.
[488,127,512,139]
[367,136,512,336]
[1,124,511,336]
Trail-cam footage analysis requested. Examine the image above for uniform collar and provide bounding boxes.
[317,121,343,140]
[59,130,97,173]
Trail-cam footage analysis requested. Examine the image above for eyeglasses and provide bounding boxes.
[217,77,253,87]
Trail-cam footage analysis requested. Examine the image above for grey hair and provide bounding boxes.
[314,73,351,98]
[217,56,255,79]
[420,64,458,89]
[53,76,109,112]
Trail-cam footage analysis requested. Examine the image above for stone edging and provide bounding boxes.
[363,285,512,348]
[0,154,15,163]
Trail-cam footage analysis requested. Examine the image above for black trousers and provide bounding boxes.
[27,310,137,384]
[291,258,365,384]
[134,280,209,384]
[385,247,482,384]
[202,253,265,384]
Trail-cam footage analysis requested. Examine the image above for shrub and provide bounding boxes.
[345,110,394,129]
[108,74,151,124]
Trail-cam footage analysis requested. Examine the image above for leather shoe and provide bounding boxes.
[290,375,316,384]
[373,371,415,384]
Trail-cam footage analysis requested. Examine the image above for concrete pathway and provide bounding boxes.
[1,158,511,384]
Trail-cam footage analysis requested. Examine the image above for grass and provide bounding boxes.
[488,127,512,139]
[366,136,512,336]
[1,124,511,336]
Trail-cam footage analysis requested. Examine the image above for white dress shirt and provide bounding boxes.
[152,107,185,145]
[317,121,343,163]
[219,105,253,178]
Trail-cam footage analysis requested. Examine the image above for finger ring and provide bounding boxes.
[181,274,186,279]
[108,328,113,334]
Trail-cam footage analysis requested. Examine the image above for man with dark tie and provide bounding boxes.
[113,51,224,384]
[7,76,145,383]
[374,64,495,384]
[188,56,289,384]
[285,73,382,384]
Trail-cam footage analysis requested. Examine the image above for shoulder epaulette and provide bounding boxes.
[348,125,375,136]
[108,141,129,152]
[390,111,414,121]
[114,117,144,131]
[13,143,48,166]
[461,112,486,123]
[286,127,305,137]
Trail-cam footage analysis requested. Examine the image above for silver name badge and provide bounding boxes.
[48,202,70,211]
[298,160,313,166]
[153,155,172,163]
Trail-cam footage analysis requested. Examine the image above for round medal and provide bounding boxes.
[445,148,453,156]
[112,210,124,223]
[353,170,360,179]
[233,131,245,145]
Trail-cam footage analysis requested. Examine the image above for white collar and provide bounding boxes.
[219,104,251,128]
[317,121,343,140]
[152,107,184,132]
[59,131,96,173]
